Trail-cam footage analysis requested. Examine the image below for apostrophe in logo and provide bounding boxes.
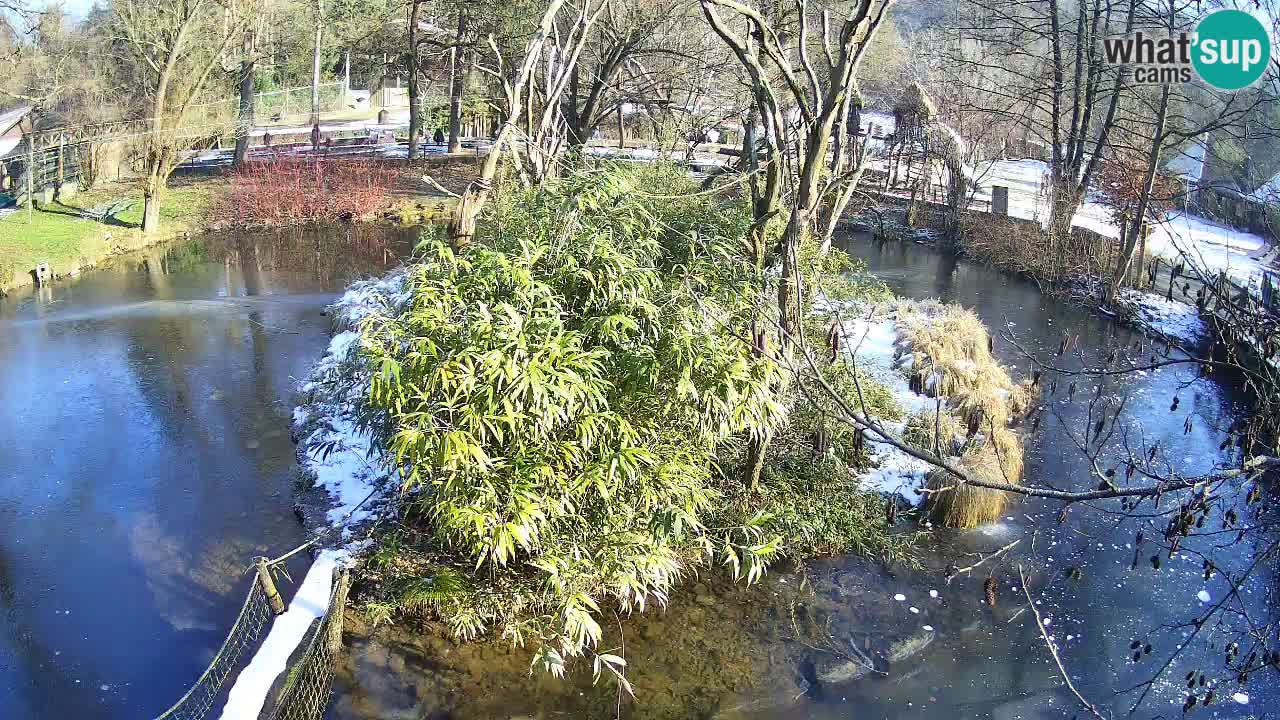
[1192,9,1271,90]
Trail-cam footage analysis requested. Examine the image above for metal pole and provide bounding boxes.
[311,0,324,140]
[256,557,286,615]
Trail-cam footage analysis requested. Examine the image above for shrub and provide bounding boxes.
[960,213,1115,286]
[221,156,399,226]
[357,166,785,675]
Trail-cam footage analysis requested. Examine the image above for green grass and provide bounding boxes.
[0,182,219,290]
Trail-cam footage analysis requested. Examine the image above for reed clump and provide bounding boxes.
[896,302,1033,527]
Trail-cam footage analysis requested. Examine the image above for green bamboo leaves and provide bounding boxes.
[357,166,784,671]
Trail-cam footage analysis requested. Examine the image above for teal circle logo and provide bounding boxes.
[1192,10,1271,90]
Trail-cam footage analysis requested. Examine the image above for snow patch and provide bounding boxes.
[294,272,408,534]
[215,273,408,720]
[1115,290,1208,346]
[822,306,935,502]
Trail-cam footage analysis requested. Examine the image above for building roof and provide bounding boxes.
[0,105,32,159]
[893,82,937,120]
[1165,139,1206,183]
[1249,169,1280,205]
[0,105,31,134]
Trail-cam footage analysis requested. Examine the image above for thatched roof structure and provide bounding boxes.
[892,83,937,139]
[894,83,937,120]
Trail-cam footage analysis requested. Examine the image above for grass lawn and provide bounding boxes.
[0,182,220,291]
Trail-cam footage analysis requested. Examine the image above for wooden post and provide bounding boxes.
[26,133,34,222]
[256,557,286,615]
[326,568,350,656]
[616,103,625,150]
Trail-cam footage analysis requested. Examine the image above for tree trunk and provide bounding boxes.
[142,176,163,234]
[446,0,566,247]
[407,0,422,161]
[447,12,469,154]
[234,57,255,166]
[1107,82,1170,302]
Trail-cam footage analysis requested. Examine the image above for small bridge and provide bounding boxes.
[152,545,351,720]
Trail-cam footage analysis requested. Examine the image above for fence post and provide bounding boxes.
[257,557,287,615]
[326,568,350,656]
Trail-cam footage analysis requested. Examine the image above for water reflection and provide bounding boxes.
[0,224,415,719]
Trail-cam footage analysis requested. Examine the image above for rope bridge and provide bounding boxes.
[152,549,351,720]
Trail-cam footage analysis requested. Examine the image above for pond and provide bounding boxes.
[0,224,415,719]
[326,235,1275,720]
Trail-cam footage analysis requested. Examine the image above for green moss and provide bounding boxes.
[712,430,918,562]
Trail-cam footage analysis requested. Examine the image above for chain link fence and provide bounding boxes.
[188,83,349,128]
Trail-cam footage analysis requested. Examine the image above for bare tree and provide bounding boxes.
[446,0,570,246]
[114,0,246,233]
[700,0,895,487]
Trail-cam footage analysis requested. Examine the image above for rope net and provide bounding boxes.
[154,577,276,720]
[151,560,348,720]
[268,578,345,720]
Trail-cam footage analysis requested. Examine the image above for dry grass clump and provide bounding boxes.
[923,447,1012,529]
[960,214,1117,286]
[902,407,966,456]
[896,302,1031,527]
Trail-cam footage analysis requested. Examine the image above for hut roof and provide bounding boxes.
[0,105,32,159]
[893,83,937,120]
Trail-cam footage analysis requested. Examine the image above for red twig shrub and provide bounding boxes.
[221,156,400,226]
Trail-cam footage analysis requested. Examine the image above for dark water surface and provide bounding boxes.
[0,225,413,719]
[327,236,1275,720]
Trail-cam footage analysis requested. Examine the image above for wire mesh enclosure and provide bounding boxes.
[151,561,349,720]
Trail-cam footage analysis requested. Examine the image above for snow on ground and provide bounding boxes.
[821,304,935,503]
[1144,213,1268,288]
[1114,289,1208,347]
[216,273,409,720]
[291,272,408,531]
[973,159,1271,288]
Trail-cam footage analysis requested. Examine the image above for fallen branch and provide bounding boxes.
[945,538,1020,584]
[1018,564,1107,720]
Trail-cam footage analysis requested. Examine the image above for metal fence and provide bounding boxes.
[150,557,349,720]
[188,83,349,127]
